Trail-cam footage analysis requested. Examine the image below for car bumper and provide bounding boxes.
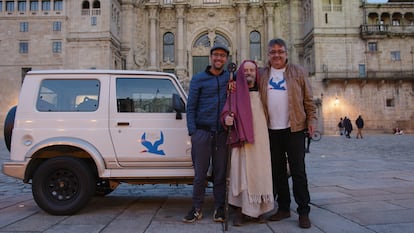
[2,161,28,180]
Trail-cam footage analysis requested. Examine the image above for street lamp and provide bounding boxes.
[334,96,339,106]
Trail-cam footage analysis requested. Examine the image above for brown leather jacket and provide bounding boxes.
[258,62,317,132]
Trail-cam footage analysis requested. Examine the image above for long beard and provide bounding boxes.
[246,76,255,86]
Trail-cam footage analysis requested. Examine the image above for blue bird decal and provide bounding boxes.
[140,131,165,155]
[269,77,286,90]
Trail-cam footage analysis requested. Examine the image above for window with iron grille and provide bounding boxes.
[91,16,97,25]
[20,22,29,32]
[42,0,50,11]
[18,1,26,12]
[163,32,175,62]
[368,42,377,52]
[54,0,63,11]
[52,41,62,53]
[30,1,38,11]
[53,21,61,31]
[391,51,401,61]
[19,42,29,54]
[249,31,261,61]
[6,1,15,12]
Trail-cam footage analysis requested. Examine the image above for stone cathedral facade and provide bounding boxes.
[0,0,413,134]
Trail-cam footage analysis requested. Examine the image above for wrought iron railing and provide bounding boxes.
[322,71,414,80]
[361,24,414,35]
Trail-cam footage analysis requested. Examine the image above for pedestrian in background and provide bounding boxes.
[258,38,317,229]
[183,44,230,223]
[338,117,344,135]
[356,115,364,139]
[343,117,353,138]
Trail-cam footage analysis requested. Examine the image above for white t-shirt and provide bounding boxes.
[267,67,290,130]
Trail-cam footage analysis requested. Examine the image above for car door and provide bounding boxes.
[109,74,191,168]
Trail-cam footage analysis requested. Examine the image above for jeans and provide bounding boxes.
[269,128,311,216]
[191,129,228,210]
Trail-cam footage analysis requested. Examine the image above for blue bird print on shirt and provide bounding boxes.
[269,77,286,90]
[140,131,165,155]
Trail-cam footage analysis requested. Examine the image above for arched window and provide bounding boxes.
[381,12,391,25]
[213,34,229,48]
[192,32,231,75]
[404,12,414,25]
[93,0,100,9]
[92,0,100,15]
[368,12,379,25]
[193,33,230,49]
[194,33,211,48]
[163,32,175,62]
[392,13,402,26]
[81,0,90,15]
[249,31,261,61]
[82,1,90,9]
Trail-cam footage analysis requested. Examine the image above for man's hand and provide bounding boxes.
[225,114,234,126]
[228,80,236,93]
[308,125,315,136]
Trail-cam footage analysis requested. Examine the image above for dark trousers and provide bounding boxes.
[191,129,228,210]
[269,128,311,216]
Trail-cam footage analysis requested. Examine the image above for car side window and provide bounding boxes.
[116,77,179,113]
[37,79,100,112]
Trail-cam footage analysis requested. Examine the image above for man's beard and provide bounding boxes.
[246,75,255,86]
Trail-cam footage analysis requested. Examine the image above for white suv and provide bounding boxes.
[2,70,192,215]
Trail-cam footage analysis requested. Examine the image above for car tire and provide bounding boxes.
[3,106,16,151]
[32,157,96,215]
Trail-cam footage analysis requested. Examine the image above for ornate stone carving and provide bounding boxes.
[133,41,147,69]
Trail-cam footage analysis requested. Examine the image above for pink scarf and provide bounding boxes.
[221,60,256,147]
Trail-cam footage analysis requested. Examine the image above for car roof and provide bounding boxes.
[27,69,175,77]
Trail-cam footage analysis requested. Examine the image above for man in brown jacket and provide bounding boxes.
[258,38,317,229]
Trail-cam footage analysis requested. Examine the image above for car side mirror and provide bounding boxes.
[172,93,185,120]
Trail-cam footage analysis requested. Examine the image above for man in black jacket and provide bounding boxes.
[183,44,230,223]
[356,115,364,139]
[344,117,353,138]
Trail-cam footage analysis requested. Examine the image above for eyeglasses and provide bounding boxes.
[212,53,228,58]
[268,50,286,56]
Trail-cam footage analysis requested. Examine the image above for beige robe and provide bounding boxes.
[228,91,274,218]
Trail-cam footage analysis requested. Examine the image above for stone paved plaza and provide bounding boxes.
[1,134,414,233]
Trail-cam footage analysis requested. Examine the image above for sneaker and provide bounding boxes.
[182,208,202,223]
[213,206,225,222]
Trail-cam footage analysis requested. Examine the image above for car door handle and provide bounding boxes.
[117,122,130,126]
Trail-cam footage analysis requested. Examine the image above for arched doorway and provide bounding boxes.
[191,31,231,76]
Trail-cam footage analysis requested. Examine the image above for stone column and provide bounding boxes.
[265,3,275,43]
[120,3,136,69]
[148,6,158,70]
[238,4,248,60]
[176,5,185,70]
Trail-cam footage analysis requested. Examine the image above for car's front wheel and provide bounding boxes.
[32,157,96,215]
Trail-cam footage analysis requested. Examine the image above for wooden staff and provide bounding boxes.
[224,62,236,231]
